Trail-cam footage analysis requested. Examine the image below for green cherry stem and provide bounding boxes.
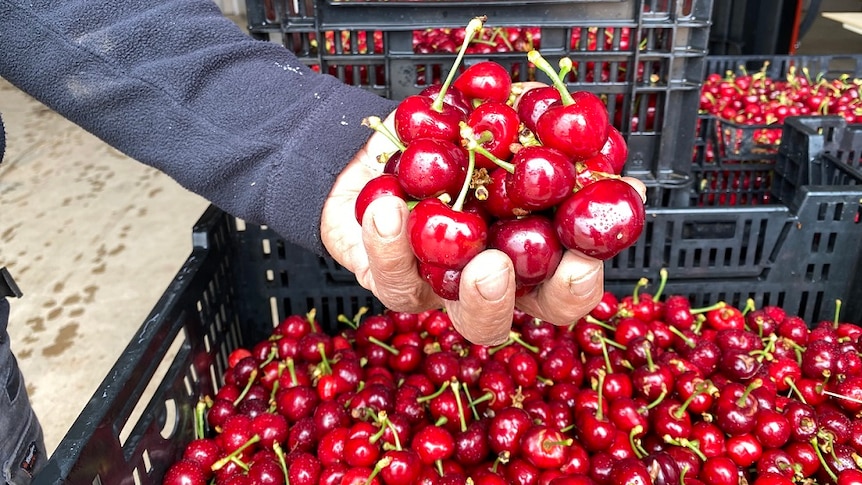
[460,123,515,173]
[362,116,406,151]
[526,49,574,106]
[194,399,207,441]
[273,442,290,485]
[417,381,451,404]
[452,147,477,212]
[653,268,668,301]
[451,379,468,433]
[211,435,261,471]
[233,369,258,407]
[431,16,486,113]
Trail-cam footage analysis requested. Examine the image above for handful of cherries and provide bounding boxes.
[355,17,645,300]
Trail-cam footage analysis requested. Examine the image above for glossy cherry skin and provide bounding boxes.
[467,101,520,170]
[488,215,563,289]
[484,167,526,219]
[599,125,628,174]
[355,174,409,224]
[397,138,467,200]
[394,94,466,143]
[517,86,562,134]
[452,60,513,104]
[407,197,488,270]
[554,178,645,259]
[419,84,472,115]
[418,261,461,300]
[536,91,610,161]
[506,145,577,211]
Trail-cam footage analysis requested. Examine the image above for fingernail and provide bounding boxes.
[476,265,510,301]
[371,199,403,239]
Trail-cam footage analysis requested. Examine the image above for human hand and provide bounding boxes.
[320,88,646,346]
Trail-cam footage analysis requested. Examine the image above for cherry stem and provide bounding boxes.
[451,379,468,433]
[305,309,320,334]
[526,50,575,105]
[629,425,647,459]
[736,378,762,408]
[211,435,261,471]
[461,123,515,173]
[285,357,298,387]
[468,391,495,412]
[365,456,393,485]
[452,147,477,212]
[595,370,606,421]
[645,388,668,410]
[663,435,707,462]
[431,16,486,113]
[690,301,726,315]
[673,382,708,420]
[317,342,332,374]
[558,57,573,80]
[194,399,207,441]
[460,385,481,421]
[822,389,862,405]
[418,381,451,403]
[741,298,756,317]
[273,442,289,485]
[543,438,574,451]
[599,337,614,374]
[653,268,668,301]
[368,336,400,356]
[233,369,258,407]
[667,325,695,348]
[833,299,843,329]
[362,117,406,151]
[585,314,617,332]
[259,344,278,367]
[632,277,649,304]
[810,437,839,482]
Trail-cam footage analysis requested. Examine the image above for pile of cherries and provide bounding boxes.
[699,64,862,151]
[163,270,862,485]
[355,17,644,300]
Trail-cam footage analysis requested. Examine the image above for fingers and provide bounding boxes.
[444,249,516,346]
[515,250,604,326]
[621,176,648,203]
[361,195,440,313]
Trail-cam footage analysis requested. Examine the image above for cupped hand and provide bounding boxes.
[321,90,646,346]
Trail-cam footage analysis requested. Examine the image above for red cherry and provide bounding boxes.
[355,174,408,224]
[397,138,467,200]
[535,91,610,160]
[553,178,645,260]
[394,95,466,144]
[406,197,488,270]
[488,215,563,289]
[452,60,513,104]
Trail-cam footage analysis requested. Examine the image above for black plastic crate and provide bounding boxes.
[606,115,862,323]
[272,0,713,197]
[31,211,384,485]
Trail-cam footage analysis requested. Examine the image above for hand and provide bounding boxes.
[321,91,646,346]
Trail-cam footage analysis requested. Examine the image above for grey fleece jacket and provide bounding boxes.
[0,0,399,255]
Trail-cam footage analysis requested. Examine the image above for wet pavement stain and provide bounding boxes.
[41,323,79,357]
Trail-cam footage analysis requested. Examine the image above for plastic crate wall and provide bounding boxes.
[31,209,383,485]
[270,0,713,200]
[605,115,862,324]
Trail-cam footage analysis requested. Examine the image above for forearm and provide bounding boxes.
[0,0,397,254]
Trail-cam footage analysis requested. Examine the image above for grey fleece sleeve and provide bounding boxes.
[0,0,398,254]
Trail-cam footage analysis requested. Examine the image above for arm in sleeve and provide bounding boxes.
[0,0,398,254]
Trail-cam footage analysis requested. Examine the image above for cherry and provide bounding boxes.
[520,425,572,469]
[397,138,467,200]
[598,126,628,175]
[505,145,578,211]
[517,85,562,134]
[487,406,533,456]
[412,423,456,465]
[699,456,741,485]
[553,178,645,260]
[488,215,563,289]
[528,51,610,160]
[163,459,207,485]
[607,457,651,485]
[355,173,408,224]
[452,60,513,105]
[465,101,520,170]
[419,84,472,116]
[407,197,488,270]
[379,450,422,485]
